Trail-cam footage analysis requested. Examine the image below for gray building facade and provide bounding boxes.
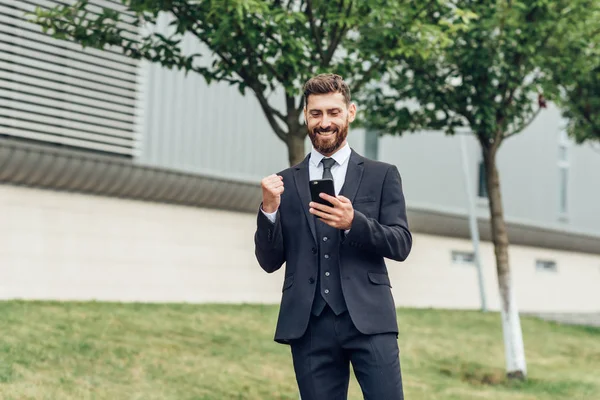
[1,1,599,312]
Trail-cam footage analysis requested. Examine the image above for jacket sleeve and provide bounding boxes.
[254,204,285,273]
[343,165,412,261]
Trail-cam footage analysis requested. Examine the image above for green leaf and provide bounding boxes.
[29,0,466,161]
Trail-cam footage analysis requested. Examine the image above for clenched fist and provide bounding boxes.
[261,174,284,213]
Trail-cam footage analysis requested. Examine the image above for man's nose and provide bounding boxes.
[320,116,331,129]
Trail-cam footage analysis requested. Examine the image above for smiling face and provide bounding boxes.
[305,92,356,156]
[303,74,356,157]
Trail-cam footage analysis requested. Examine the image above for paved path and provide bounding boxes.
[527,312,600,328]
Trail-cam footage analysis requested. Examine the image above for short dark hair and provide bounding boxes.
[303,73,351,107]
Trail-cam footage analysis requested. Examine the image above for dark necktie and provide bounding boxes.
[321,158,336,182]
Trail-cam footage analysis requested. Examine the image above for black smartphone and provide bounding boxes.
[309,179,336,207]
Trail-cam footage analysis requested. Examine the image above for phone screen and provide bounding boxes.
[309,179,335,207]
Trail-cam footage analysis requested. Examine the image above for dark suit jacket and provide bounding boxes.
[254,149,412,344]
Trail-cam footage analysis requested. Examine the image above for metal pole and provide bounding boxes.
[364,129,380,160]
[459,133,488,312]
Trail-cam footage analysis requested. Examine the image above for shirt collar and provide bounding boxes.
[309,142,351,168]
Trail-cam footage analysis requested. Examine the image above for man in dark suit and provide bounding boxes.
[254,73,412,400]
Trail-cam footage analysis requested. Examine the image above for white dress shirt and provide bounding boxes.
[262,143,352,223]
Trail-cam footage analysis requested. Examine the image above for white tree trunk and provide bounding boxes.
[485,145,527,379]
[500,273,527,377]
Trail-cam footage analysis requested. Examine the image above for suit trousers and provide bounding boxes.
[290,305,404,400]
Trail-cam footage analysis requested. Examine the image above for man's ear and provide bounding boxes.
[348,103,357,123]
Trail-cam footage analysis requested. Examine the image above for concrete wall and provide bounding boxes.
[2,184,598,313]
[0,185,279,303]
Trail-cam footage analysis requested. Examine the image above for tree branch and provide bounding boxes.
[475,130,492,151]
[252,85,289,142]
[305,0,325,61]
[234,21,286,84]
[285,93,303,131]
[286,94,296,114]
[264,26,283,50]
[456,99,474,127]
[178,9,288,142]
[324,0,352,65]
[350,58,384,94]
[503,107,542,140]
[180,0,286,87]
[327,0,346,45]
[196,72,241,86]
[170,5,244,76]
[409,0,438,25]
[572,84,597,128]
[499,2,567,110]
[349,0,436,95]
[270,103,287,123]
[576,102,600,138]
[297,96,305,117]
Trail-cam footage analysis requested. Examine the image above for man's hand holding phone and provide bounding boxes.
[309,193,354,230]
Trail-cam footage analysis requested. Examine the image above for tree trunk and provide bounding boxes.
[286,128,307,166]
[484,147,527,380]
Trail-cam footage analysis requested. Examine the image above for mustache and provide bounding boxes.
[313,126,338,134]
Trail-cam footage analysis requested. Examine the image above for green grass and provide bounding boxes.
[0,301,598,399]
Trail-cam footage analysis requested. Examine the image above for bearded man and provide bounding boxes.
[254,73,412,400]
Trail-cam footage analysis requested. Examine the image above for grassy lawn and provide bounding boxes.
[0,301,598,399]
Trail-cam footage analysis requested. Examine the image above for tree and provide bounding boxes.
[548,4,600,143]
[360,0,594,380]
[32,0,457,166]
[558,67,600,143]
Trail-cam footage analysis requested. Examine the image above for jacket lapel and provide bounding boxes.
[294,154,317,243]
[339,149,364,203]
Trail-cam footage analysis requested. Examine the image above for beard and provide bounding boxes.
[307,118,349,156]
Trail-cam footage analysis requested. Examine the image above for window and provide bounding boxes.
[452,251,475,265]
[478,160,488,198]
[558,130,570,217]
[536,259,557,273]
